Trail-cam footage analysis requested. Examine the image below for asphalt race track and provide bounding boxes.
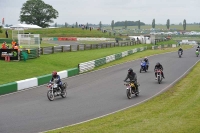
[0,47,199,133]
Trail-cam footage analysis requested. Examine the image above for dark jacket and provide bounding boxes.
[124,71,137,82]
[154,64,163,71]
[50,75,61,84]
[178,48,183,52]
[144,58,149,64]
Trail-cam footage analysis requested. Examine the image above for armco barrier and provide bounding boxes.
[0,67,79,96]
[122,51,128,57]
[78,46,147,74]
[16,78,38,91]
[95,58,106,67]
[53,37,58,41]
[79,61,95,73]
[0,82,17,95]
[57,37,77,41]
[67,68,79,77]
[115,53,122,60]
[57,70,68,79]
[106,55,115,63]
[37,74,52,86]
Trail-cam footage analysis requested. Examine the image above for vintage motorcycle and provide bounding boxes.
[124,81,140,99]
[155,69,163,84]
[140,61,147,73]
[178,51,182,58]
[196,49,199,57]
[47,79,67,101]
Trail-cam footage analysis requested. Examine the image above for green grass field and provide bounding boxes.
[47,61,200,133]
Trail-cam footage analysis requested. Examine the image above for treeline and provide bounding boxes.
[114,21,145,26]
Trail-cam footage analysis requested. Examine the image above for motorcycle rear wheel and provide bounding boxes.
[47,90,54,101]
[61,88,67,98]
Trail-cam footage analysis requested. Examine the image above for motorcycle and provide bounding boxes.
[196,49,199,57]
[124,81,140,99]
[47,79,67,101]
[178,51,182,58]
[155,69,163,84]
[140,61,147,73]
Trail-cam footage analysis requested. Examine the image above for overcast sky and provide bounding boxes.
[0,0,199,25]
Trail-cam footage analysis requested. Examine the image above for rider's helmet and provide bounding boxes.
[128,68,133,74]
[52,71,57,78]
[156,62,160,66]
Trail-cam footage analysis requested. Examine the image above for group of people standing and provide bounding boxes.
[1,40,19,50]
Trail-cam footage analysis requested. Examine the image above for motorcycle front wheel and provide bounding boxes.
[47,90,54,101]
[126,89,132,99]
[158,76,161,84]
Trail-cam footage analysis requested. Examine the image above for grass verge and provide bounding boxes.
[47,48,200,133]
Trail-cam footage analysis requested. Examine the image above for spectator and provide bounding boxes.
[1,42,6,49]
[5,30,8,38]
[12,40,16,49]
[14,43,20,50]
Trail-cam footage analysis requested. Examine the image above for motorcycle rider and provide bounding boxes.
[154,62,165,80]
[124,68,139,93]
[49,71,63,91]
[197,45,200,51]
[144,57,149,70]
[178,47,183,55]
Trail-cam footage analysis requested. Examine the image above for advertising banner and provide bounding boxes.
[0,49,18,60]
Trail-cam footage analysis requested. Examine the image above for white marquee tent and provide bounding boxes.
[10,24,42,29]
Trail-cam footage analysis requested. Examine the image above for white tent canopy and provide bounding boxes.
[10,24,42,29]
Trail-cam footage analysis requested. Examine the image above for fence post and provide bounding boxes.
[84,44,86,50]
[70,45,72,51]
[62,46,64,52]
[42,48,44,55]
[90,44,92,50]
[52,46,54,54]
[77,45,79,51]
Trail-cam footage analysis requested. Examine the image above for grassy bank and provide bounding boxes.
[47,51,200,133]
[0,28,117,38]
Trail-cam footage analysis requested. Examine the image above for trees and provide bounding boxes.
[166,19,170,29]
[183,19,186,30]
[138,20,140,29]
[19,0,59,28]
[152,19,155,28]
[65,22,68,27]
[99,21,102,30]
[0,26,2,33]
[111,20,114,30]
[114,21,145,26]
[125,20,127,29]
